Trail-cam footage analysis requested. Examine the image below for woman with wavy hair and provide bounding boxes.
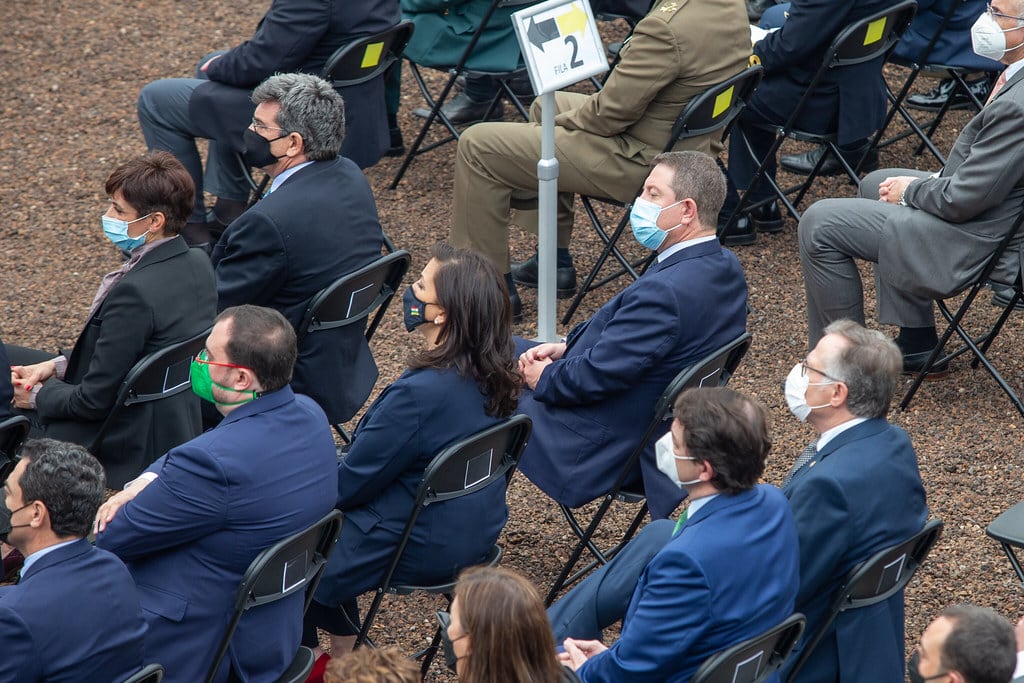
[302,243,521,677]
[444,565,573,683]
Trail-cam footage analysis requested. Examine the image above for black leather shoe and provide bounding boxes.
[746,0,777,21]
[991,284,1024,310]
[413,92,504,125]
[718,214,757,246]
[511,254,577,298]
[902,350,950,379]
[780,143,878,177]
[385,126,404,157]
[751,202,784,233]
[906,77,991,112]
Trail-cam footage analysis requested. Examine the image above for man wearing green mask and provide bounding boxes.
[93,304,338,683]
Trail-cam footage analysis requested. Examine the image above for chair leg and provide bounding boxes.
[390,63,462,189]
[332,424,352,445]
[1000,543,1024,589]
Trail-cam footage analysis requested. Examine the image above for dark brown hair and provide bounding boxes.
[454,566,565,683]
[104,151,194,235]
[216,305,297,393]
[409,243,520,417]
[672,387,771,494]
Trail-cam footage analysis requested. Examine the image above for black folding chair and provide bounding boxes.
[90,328,210,460]
[203,510,344,683]
[241,22,415,201]
[868,0,995,166]
[563,66,763,324]
[545,332,752,605]
[899,203,1024,417]
[985,502,1024,589]
[0,415,30,483]
[389,0,538,189]
[122,664,164,683]
[720,1,917,239]
[352,415,532,677]
[784,519,943,683]
[691,613,806,683]
[295,250,411,443]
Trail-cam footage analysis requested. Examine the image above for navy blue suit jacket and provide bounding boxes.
[752,0,893,143]
[315,367,509,604]
[0,538,146,682]
[96,388,339,683]
[189,0,401,168]
[516,240,747,520]
[579,485,800,683]
[894,0,1002,70]
[781,418,928,683]
[212,159,385,424]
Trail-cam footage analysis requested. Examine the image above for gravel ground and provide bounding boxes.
[5,1,1024,679]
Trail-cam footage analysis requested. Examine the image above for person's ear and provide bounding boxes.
[433,308,447,326]
[148,212,166,233]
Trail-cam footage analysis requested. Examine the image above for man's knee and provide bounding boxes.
[857,170,891,200]
[797,200,832,257]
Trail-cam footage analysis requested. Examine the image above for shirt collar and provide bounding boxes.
[21,538,79,576]
[816,416,869,451]
[657,234,717,262]
[686,492,719,518]
[1002,56,1024,85]
[269,160,315,194]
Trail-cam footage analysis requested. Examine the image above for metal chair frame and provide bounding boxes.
[0,415,31,483]
[122,663,164,683]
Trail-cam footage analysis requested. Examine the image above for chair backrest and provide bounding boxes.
[204,510,344,683]
[322,21,415,88]
[90,328,211,452]
[785,518,943,683]
[691,613,806,683]
[831,0,917,67]
[296,250,412,346]
[122,663,164,683]
[0,415,31,483]
[668,66,763,148]
[375,414,533,594]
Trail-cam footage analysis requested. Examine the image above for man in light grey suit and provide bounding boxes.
[798,0,1024,371]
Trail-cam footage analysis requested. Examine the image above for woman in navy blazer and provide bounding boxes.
[303,242,521,670]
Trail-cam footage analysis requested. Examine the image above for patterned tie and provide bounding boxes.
[987,71,1009,105]
[783,442,817,486]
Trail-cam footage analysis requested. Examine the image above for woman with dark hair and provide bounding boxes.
[444,566,574,683]
[5,151,216,489]
[303,243,521,677]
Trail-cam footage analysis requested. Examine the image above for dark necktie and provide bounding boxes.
[783,442,817,486]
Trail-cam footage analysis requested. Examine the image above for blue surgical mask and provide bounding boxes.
[102,213,152,252]
[630,197,683,250]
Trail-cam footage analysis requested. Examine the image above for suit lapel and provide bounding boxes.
[991,66,1024,104]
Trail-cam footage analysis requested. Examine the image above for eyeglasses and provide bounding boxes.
[250,118,290,135]
[800,360,843,384]
[987,2,1024,21]
[193,349,252,372]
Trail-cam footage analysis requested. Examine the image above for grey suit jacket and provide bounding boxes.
[879,67,1024,298]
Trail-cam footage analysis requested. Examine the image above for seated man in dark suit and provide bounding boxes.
[549,387,800,683]
[721,0,892,245]
[799,9,1024,370]
[0,439,146,683]
[910,605,1017,683]
[779,319,928,683]
[137,0,399,244]
[516,151,747,521]
[95,305,338,683]
[212,73,385,429]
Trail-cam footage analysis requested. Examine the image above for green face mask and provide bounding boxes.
[190,352,258,406]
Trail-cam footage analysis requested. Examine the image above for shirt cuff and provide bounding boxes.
[124,472,158,490]
[52,355,68,381]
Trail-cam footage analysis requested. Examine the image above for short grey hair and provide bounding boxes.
[821,319,901,419]
[252,73,346,161]
[650,151,726,228]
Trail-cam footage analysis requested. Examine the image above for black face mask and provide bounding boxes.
[0,500,32,545]
[436,611,466,674]
[402,286,439,333]
[242,128,288,168]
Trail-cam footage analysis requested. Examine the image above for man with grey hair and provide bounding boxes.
[136,0,399,242]
[211,73,385,431]
[910,605,1018,683]
[780,318,928,683]
[0,439,146,682]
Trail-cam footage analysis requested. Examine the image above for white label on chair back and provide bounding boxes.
[697,368,723,388]
[464,448,496,489]
[512,0,608,94]
[347,282,376,318]
[876,553,907,594]
[162,360,193,394]
[282,551,309,593]
[732,651,765,683]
